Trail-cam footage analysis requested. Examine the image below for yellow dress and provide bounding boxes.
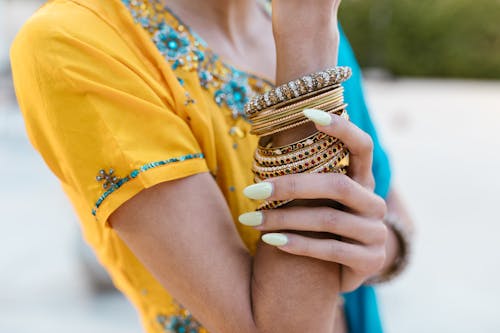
[11,0,271,331]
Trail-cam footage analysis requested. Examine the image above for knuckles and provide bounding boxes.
[359,132,375,154]
[277,174,299,199]
[319,207,339,231]
[328,173,353,197]
[359,248,386,276]
[372,249,387,273]
[374,222,389,245]
[372,196,388,220]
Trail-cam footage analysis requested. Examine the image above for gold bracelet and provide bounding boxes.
[258,131,329,156]
[250,97,345,132]
[245,66,352,116]
[250,87,344,123]
[256,153,350,211]
[255,136,339,167]
[251,106,348,137]
[252,142,346,178]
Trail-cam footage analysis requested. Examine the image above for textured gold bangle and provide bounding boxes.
[250,97,345,132]
[252,142,346,178]
[252,106,348,137]
[245,66,352,116]
[249,85,341,121]
[256,153,350,211]
[258,131,330,156]
[255,136,340,167]
[250,87,344,123]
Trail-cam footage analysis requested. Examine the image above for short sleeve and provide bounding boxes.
[11,3,209,224]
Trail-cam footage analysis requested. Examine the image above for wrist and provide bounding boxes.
[272,0,339,33]
[274,28,340,84]
[272,13,338,41]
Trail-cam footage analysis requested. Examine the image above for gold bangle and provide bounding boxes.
[255,136,340,167]
[251,106,348,137]
[245,66,352,116]
[258,131,329,156]
[252,142,346,178]
[250,97,345,132]
[256,153,350,211]
[250,87,344,123]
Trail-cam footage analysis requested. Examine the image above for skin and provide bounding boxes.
[111,0,414,332]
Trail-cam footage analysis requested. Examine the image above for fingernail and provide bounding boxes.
[303,108,332,126]
[262,233,288,247]
[243,182,273,200]
[238,212,263,227]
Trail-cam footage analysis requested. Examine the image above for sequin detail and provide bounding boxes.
[157,313,204,333]
[91,153,204,217]
[96,169,122,190]
[121,0,270,119]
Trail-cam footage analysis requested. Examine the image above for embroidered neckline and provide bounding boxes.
[121,0,273,119]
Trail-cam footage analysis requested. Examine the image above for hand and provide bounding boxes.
[241,110,388,292]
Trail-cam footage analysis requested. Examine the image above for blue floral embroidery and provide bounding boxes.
[121,0,269,119]
[214,70,250,116]
[154,23,191,60]
[91,153,204,217]
[157,313,201,333]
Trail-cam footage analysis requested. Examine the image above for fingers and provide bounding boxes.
[243,173,386,218]
[303,109,375,189]
[262,233,386,276]
[239,207,388,245]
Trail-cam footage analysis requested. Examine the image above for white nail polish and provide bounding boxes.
[243,182,273,200]
[262,233,288,247]
[303,108,332,126]
[238,212,263,227]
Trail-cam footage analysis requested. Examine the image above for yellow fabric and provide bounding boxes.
[11,0,271,331]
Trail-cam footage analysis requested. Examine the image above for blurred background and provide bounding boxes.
[1,1,499,332]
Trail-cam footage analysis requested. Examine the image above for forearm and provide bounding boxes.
[252,240,340,332]
[273,9,339,85]
[111,174,340,333]
[250,4,343,332]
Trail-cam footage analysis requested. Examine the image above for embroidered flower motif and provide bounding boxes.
[92,153,204,217]
[214,72,250,118]
[157,313,201,333]
[96,169,122,190]
[121,0,270,120]
[154,23,191,61]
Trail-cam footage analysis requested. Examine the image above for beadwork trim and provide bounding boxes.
[121,0,271,119]
[91,153,204,217]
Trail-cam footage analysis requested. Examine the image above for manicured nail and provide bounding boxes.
[262,233,288,247]
[238,212,263,227]
[303,108,332,126]
[243,182,273,200]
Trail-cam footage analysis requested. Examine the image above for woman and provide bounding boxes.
[11,0,413,332]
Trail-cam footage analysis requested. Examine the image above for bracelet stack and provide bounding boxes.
[244,66,352,210]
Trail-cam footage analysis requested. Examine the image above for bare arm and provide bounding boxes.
[110,172,339,333]
[250,2,345,331]
[110,174,259,333]
[109,116,389,333]
[110,2,386,333]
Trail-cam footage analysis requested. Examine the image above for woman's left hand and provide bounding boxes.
[241,109,388,292]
